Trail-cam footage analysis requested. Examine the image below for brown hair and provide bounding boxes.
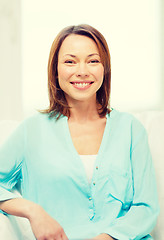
[41,24,111,119]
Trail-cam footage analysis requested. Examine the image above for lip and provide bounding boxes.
[70,81,93,90]
[70,81,93,83]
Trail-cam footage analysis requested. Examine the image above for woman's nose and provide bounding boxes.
[76,63,89,78]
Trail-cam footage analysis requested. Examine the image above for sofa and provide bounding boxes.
[0,111,163,240]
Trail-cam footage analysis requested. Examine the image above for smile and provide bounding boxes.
[70,82,93,90]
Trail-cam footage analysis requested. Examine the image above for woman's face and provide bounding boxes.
[57,34,104,105]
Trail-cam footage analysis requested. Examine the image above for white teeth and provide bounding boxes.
[73,82,90,87]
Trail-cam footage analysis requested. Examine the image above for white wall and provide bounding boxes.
[21,0,163,118]
[0,0,22,120]
[160,0,164,109]
[0,0,163,120]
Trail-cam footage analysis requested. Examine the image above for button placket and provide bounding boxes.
[93,165,99,186]
[88,194,94,220]
[88,163,100,220]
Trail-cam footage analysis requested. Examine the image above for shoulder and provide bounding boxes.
[109,108,144,126]
[22,112,57,126]
[107,108,147,136]
[20,112,66,134]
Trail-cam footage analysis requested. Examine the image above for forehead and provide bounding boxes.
[58,34,99,56]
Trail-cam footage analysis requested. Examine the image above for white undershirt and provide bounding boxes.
[79,155,97,184]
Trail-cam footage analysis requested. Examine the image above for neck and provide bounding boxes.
[68,100,100,123]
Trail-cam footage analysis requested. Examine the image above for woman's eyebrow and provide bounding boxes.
[88,53,100,57]
[64,54,76,58]
[64,53,100,58]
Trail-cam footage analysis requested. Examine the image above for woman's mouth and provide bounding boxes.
[70,81,93,90]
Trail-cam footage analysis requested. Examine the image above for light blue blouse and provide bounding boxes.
[0,109,159,240]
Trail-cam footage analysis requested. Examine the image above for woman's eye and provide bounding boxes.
[89,59,100,64]
[64,60,75,64]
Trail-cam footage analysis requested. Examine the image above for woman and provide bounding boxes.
[0,24,159,240]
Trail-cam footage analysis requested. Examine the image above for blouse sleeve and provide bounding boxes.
[103,119,160,240]
[0,122,25,212]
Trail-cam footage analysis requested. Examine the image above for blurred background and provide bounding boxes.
[0,0,163,121]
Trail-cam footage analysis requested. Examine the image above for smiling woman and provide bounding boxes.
[57,34,104,106]
[0,24,159,240]
[44,24,111,119]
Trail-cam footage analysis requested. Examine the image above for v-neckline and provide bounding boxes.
[64,112,110,157]
[63,109,114,187]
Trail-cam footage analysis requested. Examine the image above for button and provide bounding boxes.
[89,214,94,220]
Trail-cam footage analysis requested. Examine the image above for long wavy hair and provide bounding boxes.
[41,24,111,119]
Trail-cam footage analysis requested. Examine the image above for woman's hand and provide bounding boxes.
[93,233,115,240]
[28,205,68,240]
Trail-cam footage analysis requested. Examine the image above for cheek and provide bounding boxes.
[58,65,74,80]
[93,66,104,82]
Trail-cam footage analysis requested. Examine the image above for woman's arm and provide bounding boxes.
[0,120,68,240]
[0,198,68,240]
[93,233,115,240]
[98,120,159,240]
